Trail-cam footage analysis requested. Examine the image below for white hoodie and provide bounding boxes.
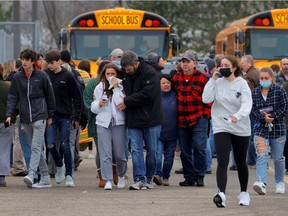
[91,82,125,128]
[202,77,252,136]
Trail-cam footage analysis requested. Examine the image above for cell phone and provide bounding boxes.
[4,121,10,128]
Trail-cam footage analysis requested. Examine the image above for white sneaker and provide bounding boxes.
[88,154,95,159]
[253,181,266,195]
[276,182,285,194]
[104,181,112,190]
[238,192,250,206]
[65,175,75,187]
[117,176,125,189]
[33,175,52,188]
[23,173,34,189]
[55,166,65,184]
[213,192,226,208]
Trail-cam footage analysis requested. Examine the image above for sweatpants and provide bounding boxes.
[97,124,127,182]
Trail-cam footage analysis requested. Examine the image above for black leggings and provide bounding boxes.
[214,132,250,193]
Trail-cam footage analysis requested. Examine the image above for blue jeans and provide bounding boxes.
[18,120,31,170]
[46,115,72,176]
[247,115,257,166]
[255,135,286,184]
[128,125,161,183]
[156,139,177,179]
[178,117,208,179]
[205,121,214,172]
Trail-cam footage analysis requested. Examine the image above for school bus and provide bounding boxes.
[59,7,180,145]
[59,7,181,77]
[214,8,288,69]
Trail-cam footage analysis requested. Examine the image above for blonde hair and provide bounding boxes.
[260,67,275,83]
[3,60,16,80]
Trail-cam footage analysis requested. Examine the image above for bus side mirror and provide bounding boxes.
[234,50,243,57]
[235,30,244,44]
[58,31,67,46]
[171,34,181,56]
[209,45,215,58]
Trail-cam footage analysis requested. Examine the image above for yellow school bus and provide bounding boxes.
[59,7,181,77]
[214,8,288,69]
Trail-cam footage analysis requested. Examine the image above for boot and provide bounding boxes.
[97,169,105,188]
[112,164,118,185]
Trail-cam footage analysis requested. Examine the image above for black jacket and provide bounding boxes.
[123,58,163,128]
[45,67,82,121]
[6,67,56,123]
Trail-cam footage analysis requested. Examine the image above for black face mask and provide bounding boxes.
[219,67,232,77]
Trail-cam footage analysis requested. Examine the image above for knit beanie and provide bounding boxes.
[61,50,71,63]
[204,58,216,72]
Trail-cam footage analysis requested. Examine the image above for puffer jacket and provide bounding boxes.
[91,82,125,128]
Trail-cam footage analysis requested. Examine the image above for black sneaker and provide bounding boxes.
[179,179,195,186]
[229,165,238,171]
[175,168,183,174]
[196,176,204,187]
[213,192,226,208]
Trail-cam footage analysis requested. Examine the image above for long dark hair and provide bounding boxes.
[96,63,121,98]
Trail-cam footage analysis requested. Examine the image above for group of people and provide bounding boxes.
[1,47,288,208]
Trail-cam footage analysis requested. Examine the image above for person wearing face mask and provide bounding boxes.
[275,58,288,85]
[251,67,288,196]
[203,55,252,207]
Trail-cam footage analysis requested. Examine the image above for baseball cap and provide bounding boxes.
[110,48,123,58]
[180,52,197,62]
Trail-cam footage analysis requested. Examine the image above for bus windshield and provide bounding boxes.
[70,30,168,60]
[248,29,288,60]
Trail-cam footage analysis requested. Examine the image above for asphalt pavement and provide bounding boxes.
[1,151,288,216]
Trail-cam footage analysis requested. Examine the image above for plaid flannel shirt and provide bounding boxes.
[173,69,211,128]
[251,84,288,139]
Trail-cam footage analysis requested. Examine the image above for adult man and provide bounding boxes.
[45,50,82,187]
[6,48,56,188]
[276,58,288,86]
[173,52,211,187]
[241,55,260,90]
[119,51,163,190]
[110,48,123,68]
[240,55,260,168]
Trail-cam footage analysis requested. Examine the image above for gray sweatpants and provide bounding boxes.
[23,120,49,176]
[97,124,127,182]
[0,123,14,175]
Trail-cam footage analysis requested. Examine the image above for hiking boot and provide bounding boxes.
[238,192,250,206]
[162,179,170,186]
[276,182,285,194]
[153,175,162,186]
[117,176,125,189]
[24,172,34,189]
[112,164,118,185]
[229,165,238,171]
[179,178,196,186]
[175,168,183,174]
[33,175,52,188]
[129,181,146,190]
[253,181,266,195]
[213,192,226,208]
[196,176,204,187]
[65,175,75,187]
[55,166,65,184]
[97,169,105,188]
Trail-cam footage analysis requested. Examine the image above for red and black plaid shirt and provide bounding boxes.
[173,69,211,128]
